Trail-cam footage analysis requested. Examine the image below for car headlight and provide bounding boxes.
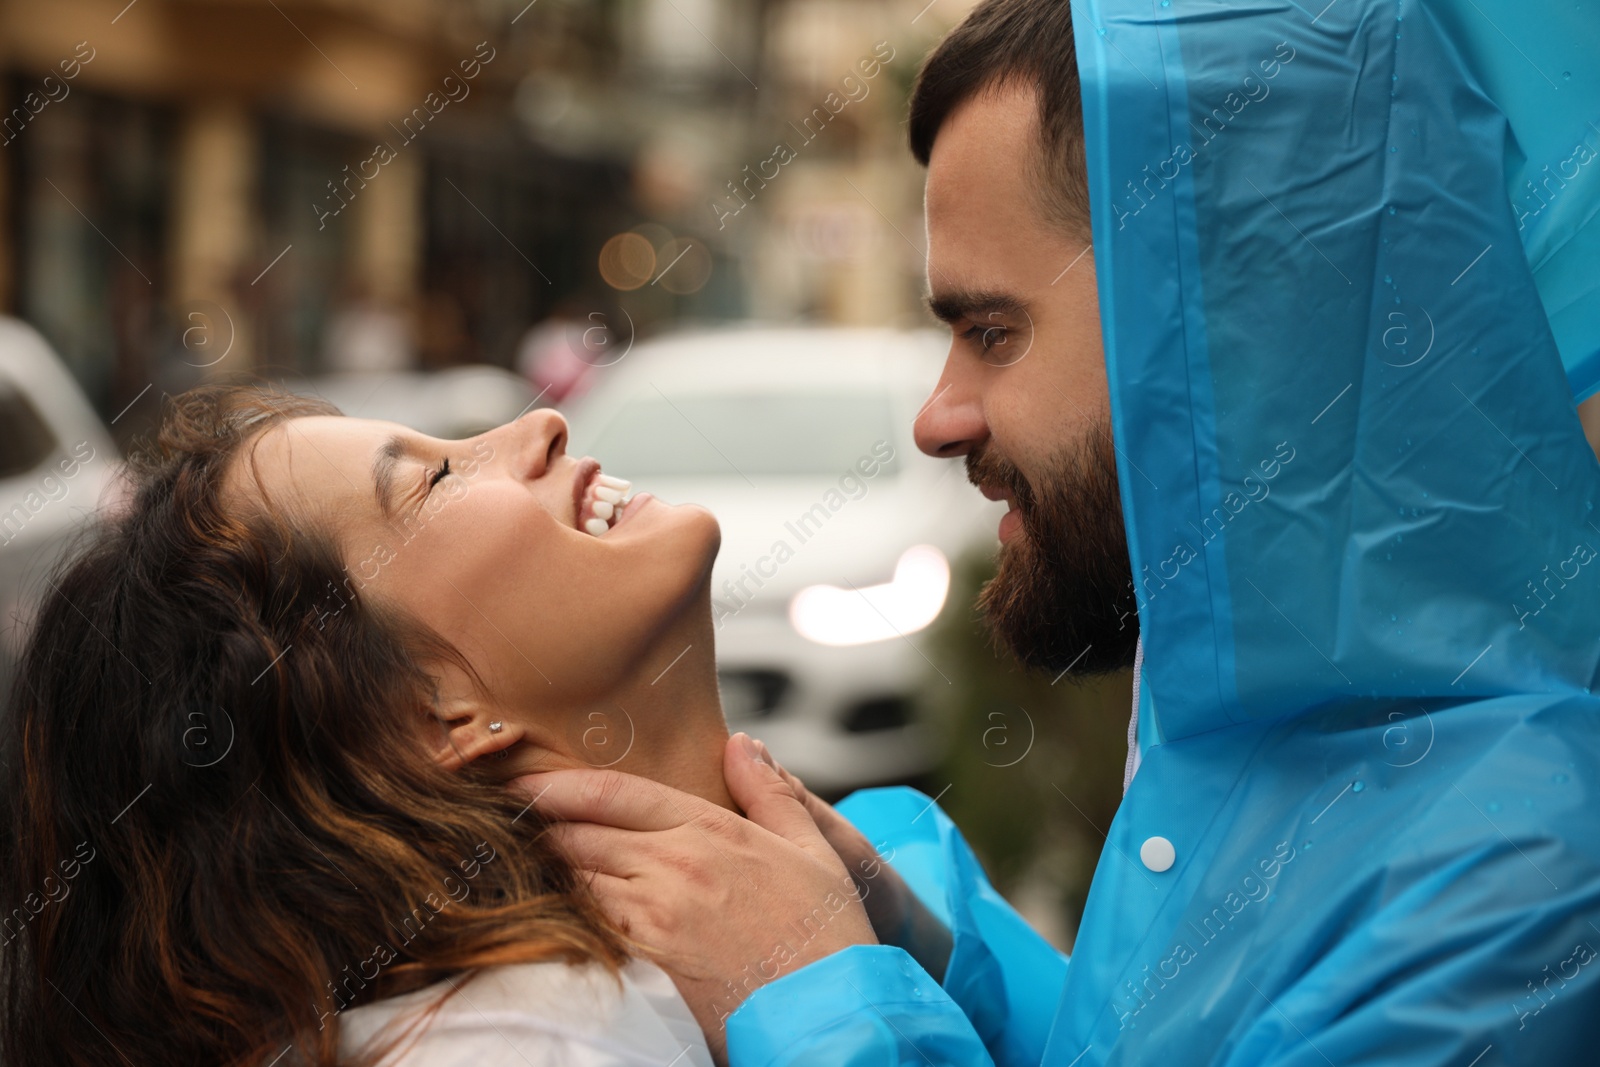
[788,545,950,646]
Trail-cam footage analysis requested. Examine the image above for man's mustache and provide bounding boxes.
[965,446,1036,521]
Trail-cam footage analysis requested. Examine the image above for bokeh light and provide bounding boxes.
[598,232,656,290]
[655,237,712,295]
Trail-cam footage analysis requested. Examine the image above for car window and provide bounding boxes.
[0,378,59,481]
[586,391,900,478]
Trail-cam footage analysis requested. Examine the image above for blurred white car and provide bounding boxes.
[288,365,539,441]
[568,326,1003,794]
[0,318,121,710]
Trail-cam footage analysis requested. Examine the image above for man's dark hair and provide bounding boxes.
[908,0,1088,235]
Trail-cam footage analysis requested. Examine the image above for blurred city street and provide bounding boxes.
[0,0,1133,949]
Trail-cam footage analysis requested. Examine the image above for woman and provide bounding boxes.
[0,383,884,1065]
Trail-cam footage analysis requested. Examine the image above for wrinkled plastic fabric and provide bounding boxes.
[850,787,1067,1062]
[725,2,1600,1064]
[725,787,1064,1065]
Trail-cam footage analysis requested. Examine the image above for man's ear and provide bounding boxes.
[426,689,521,771]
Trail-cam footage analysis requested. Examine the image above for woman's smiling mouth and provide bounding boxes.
[572,457,634,537]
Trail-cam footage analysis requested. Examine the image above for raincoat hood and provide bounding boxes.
[1037,1,1600,1059]
[1087,0,1600,745]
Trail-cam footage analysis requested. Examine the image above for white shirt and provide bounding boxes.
[1123,636,1144,795]
[337,957,713,1067]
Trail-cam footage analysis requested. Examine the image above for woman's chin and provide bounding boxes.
[610,494,720,562]
[671,502,722,590]
[683,501,721,557]
[592,496,720,642]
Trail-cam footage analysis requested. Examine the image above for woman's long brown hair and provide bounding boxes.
[0,385,632,1065]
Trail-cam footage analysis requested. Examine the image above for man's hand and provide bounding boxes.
[510,733,876,1061]
[748,737,953,982]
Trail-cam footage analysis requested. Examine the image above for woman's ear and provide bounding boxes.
[426,691,520,771]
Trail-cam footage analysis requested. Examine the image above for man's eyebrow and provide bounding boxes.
[372,434,408,519]
[925,288,1028,325]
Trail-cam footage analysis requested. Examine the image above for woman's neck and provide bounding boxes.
[496,588,735,811]
[601,620,734,810]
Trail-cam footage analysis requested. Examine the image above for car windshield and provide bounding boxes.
[585,390,900,478]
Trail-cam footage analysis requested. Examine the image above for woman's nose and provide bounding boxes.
[507,408,569,480]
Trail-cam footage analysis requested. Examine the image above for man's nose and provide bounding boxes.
[913,370,986,459]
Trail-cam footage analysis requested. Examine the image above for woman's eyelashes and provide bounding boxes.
[428,458,453,490]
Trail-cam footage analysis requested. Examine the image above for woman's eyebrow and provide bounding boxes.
[371,434,409,519]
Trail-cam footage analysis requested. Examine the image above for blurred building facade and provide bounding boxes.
[0,0,968,437]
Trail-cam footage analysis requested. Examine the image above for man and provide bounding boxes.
[521,0,1600,1062]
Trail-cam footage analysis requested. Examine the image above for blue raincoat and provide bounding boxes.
[726,0,1600,1062]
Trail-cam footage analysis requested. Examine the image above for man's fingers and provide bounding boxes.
[577,869,644,930]
[579,868,633,898]
[510,767,697,832]
[756,738,808,798]
[723,733,838,865]
[546,821,649,879]
[755,738,837,828]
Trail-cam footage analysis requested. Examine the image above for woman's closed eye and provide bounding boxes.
[428,458,453,490]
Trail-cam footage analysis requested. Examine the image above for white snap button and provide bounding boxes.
[1140,836,1175,872]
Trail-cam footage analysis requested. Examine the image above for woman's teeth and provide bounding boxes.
[582,473,633,537]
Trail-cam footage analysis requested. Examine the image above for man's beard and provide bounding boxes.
[967,419,1139,676]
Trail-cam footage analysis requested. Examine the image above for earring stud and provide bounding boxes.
[488,721,504,734]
